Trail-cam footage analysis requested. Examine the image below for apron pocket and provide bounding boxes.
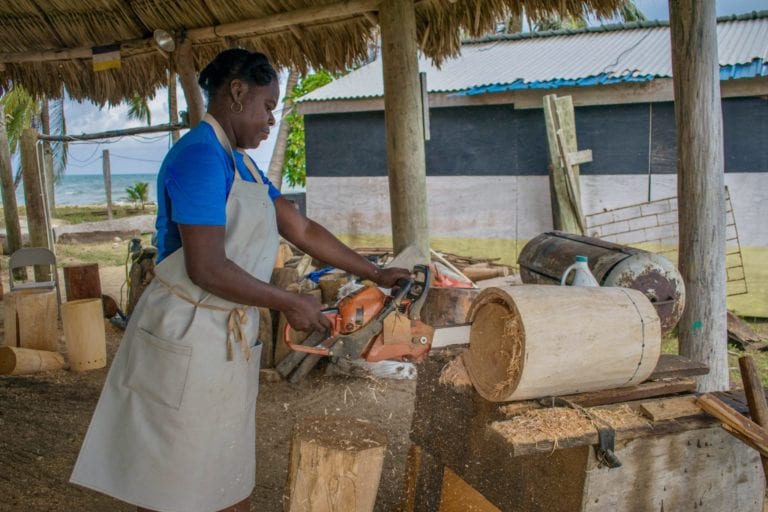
[125,328,193,410]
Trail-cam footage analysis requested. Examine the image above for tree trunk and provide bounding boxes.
[380,0,430,260]
[169,68,180,144]
[267,68,299,190]
[668,0,727,392]
[175,37,205,128]
[40,99,56,214]
[21,129,52,280]
[0,103,23,257]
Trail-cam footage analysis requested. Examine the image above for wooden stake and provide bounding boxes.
[697,393,768,458]
[0,346,66,375]
[739,356,768,476]
[102,149,113,220]
[283,416,387,512]
[670,0,727,393]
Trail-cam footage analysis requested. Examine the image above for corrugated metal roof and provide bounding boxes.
[301,11,768,102]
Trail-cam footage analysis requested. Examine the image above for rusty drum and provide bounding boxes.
[518,231,685,336]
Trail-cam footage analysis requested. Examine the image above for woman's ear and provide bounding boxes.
[229,79,248,103]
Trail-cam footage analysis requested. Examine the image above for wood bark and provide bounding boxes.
[21,128,52,281]
[40,98,56,214]
[284,416,387,512]
[3,289,58,351]
[102,149,113,220]
[63,263,102,301]
[267,67,299,190]
[421,287,479,328]
[39,123,186,142]
[380,0,429,258]
[61,298,106,371]
[0,103,23,258]
[669,0,728,392]
[176,37,205,128]
[0,346,66,375]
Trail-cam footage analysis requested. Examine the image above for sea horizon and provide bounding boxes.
[3,172,158,207]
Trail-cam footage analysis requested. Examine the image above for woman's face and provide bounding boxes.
[231,78,280,149]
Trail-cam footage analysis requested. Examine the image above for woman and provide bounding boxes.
[71,49,409,512]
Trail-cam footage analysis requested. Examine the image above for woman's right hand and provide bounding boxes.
[284,293,332,333]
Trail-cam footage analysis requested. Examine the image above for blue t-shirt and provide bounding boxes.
[154,122,281,262]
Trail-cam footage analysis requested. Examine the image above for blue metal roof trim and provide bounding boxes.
[454,73,657,96]
[454,59,766,97]
[720,59,767,80]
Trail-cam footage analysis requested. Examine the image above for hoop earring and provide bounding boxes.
[230,101,243,114]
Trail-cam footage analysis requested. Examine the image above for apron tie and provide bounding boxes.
[154,276,253,362]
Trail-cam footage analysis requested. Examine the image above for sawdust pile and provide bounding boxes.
[490,405,649,451]
[438,356,473,389]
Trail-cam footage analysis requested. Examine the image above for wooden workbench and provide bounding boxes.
[405,349,765,512]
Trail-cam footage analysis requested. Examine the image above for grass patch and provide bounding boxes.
[0,205,156,228]
[55,234,154,267]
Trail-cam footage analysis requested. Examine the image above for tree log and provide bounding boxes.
[284,416,387,512]
[62,298,106,371]
[63,263,102,302]
[421,287,480,328]
[0,346,66,375]
[3,289,58,351]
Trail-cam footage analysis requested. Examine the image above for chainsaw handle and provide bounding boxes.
[283,308,338,356]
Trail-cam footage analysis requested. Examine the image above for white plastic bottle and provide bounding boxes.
[560,255,600,287]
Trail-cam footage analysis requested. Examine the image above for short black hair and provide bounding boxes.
[198,49,278,102]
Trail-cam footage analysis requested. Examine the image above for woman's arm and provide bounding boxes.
[179,224,330,332]
[274,197,410,288]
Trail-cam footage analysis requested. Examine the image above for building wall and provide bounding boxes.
[304,95,768,315]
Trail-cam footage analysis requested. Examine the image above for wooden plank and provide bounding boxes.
[439,467,500,512]
[739,356,768,476]
[566,149,593,166]
[648,353,709,380]
[564,378,697,407]
[639,395,702,421]
[698,393,768,458]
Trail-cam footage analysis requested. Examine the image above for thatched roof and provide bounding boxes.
[0,0,623,105]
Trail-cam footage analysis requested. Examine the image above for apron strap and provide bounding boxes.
[201,113,265,184]
[154,275,254,362]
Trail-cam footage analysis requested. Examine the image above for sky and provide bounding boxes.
[60,0,766,177]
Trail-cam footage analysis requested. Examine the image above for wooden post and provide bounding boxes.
[176,37,204,128]
[668,0,728,392]
[102,149,113,220]
[0,103,23,258]
[20,128,52,281]
[168,67,180,144]
[40,98,56,215]
[283,416,387,512]
[379,0,429,260]
[63,263,102,301]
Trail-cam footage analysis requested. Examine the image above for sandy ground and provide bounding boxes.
[0,266,416,512]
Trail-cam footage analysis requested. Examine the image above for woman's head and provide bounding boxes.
[199,49,280,149]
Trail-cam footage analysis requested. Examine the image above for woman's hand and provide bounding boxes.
[370,267,412,288]
[284,293,332,333]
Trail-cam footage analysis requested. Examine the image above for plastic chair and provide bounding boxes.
[8,247,62,306]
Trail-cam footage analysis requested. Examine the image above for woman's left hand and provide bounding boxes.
[371,267,412,288]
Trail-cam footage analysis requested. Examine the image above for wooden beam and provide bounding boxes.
[38,122,187,142]
[380,0,429,258]
[698,393,768,458]
[669,0,728,392]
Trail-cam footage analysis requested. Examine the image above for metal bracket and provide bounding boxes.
[596,428,622,469]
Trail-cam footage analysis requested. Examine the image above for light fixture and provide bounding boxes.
[153,29,176,53]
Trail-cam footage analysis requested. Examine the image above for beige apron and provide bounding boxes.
[71,114,279,512]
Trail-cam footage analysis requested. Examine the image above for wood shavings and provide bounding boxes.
[438,357,473,388]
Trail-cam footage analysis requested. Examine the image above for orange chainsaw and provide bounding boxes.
[277,265,434,382]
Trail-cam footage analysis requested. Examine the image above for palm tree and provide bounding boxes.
[126,181,149,209]
[507,0,646,33]
[267,68,300,190]
[126,95,152,125]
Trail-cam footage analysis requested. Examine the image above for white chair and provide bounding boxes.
[8,247,62,307]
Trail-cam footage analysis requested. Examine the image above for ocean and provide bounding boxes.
[6,173,158,207]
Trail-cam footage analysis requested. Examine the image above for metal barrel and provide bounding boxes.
[517,231,685,336]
